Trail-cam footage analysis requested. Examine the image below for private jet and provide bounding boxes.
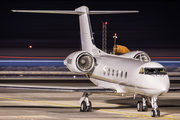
[1,6,178,117]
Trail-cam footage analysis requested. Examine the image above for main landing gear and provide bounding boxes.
[79,92,92,112]
[137,96,148,112]
[137,95,160,117]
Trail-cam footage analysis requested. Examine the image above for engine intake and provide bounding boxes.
[76,52,94,72]
[64,51,95,73]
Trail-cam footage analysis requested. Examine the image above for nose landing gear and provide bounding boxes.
[150,96,160,117]
[136,96,160,117]
[79,92,92,112]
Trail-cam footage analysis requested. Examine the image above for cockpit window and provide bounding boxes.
[135,55,140,60]
[145,68,156,74]
[139,68,144,74]
[157,68,167,74]
[145,68,167,75]
[141,54,150,62]
[134,53,150,62]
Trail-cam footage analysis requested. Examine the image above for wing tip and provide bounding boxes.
[11,10,17,12]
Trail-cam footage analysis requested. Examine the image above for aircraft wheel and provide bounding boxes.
[157,109,160,117]
[151,109,160,117]
[151,110,155,117]
[80,101,87,112]
[137,101,143,112]
[142,101,148,112]
[87,101,92,112]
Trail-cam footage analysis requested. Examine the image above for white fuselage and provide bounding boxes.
[90,54,170,97]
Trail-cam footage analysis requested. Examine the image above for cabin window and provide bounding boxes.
[112,69,114,76]
[139,68,144,74]
[121,71,123,78]
[103,67,107,75]
[116,70,119,77]
[125,72,127,78]
[108,68,110,76]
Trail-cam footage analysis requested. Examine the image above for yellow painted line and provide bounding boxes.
[0,97,179,120]
[13,116,40,120]
[0,97,78,108]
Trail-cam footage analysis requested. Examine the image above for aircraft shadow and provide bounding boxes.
[97,97,180,115]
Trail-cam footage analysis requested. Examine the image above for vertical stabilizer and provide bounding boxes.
[75,6,97,54]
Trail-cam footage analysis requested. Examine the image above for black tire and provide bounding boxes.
[157,109,160,117]
[87,101,92,112]
[151,110,155,117]
[142,101,148,112]
[80,101,87,112]
[137,101,143,112]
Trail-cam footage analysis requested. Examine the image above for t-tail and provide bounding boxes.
[12,6,138,55]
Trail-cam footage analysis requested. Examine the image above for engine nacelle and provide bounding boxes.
[64,51,95,73]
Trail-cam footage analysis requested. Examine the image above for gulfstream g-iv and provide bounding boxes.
[1,6,177,117]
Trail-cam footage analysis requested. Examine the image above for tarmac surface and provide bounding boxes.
[0,80,180,120]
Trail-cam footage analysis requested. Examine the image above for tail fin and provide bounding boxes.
[12,6,139,55]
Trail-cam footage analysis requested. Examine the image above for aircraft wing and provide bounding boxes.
[0,84,116,93]
[169,87,180,91]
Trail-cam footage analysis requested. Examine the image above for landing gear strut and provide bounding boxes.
[150,96,160,117]
[136,95,160,117]
[79,92,92,112]
[137,96,148,112]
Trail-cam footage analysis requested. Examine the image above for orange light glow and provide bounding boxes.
[29,45,32,49]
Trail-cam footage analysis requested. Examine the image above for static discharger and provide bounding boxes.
[113,33,130,55]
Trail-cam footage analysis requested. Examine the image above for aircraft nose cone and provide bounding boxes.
[159,80,170,95]
[160,86,168,95]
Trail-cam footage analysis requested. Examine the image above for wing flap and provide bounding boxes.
[0,84,116,93]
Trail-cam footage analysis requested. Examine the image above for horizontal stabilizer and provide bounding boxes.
[89,10,139,14]
[12,10,84,15]
[12,10,139,15]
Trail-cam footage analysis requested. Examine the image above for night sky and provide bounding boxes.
[1,1,180,49]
